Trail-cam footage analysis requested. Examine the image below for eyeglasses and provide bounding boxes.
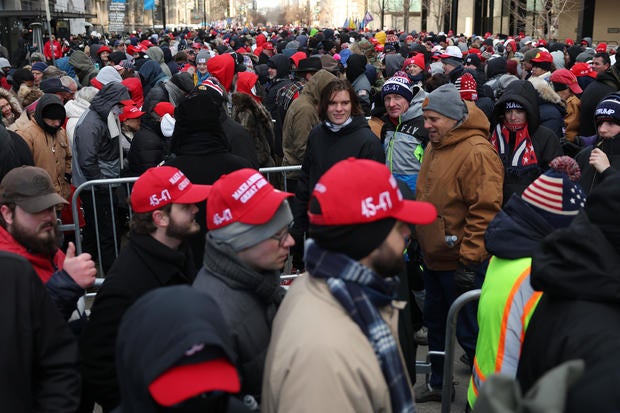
[269,224,293,247]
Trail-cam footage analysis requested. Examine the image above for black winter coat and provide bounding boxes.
[113,286,248,413]
[293,116,386,233]
[166,132,254,268]
[517,211,620,413]
[80,234,198,412]
[126,117,170,176]
[492,80,563,203]
[575,133,620,194]
[578,63,620,137]
[0,124,34,180]
[0,251,80,412]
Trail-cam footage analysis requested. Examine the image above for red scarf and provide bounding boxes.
[489,123,538,166]
[0,225,65,283]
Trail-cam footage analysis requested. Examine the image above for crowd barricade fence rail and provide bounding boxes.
[67,166,302,296]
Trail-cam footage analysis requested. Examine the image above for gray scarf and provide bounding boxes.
[203,235,286,312]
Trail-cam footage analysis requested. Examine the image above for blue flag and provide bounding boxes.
[144,0,154,11]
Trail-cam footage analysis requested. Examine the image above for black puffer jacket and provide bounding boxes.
[492,80,563,202]
[72,82,130,186]
[517,209,620,413]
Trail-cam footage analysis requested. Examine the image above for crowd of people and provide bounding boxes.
[0,23,619,412]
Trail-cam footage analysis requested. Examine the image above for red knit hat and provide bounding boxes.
[458,72,478,101]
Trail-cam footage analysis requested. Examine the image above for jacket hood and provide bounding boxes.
[64,96,90,118]
[68,50,96,72]
[384,54,405,78]
[529,76,563,106]
[485,194,557,259]
[116,285,238,412]
[0,87,22,116]
[145,46,165,64]
[145,46,172,77]
[402,85,427,121]
[33,93,65,128]
[432,101,490,149]
[531,212,620,303]
[493,79,540,134]
[90,82,130,119]
[139,60,168,90]
[269,54,291,79]
[207,53,235,92]
[301,69,336,104]
[346,54,367,83]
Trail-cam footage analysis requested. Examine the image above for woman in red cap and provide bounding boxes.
[96,45,112,68]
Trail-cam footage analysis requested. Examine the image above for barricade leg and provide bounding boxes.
[441,289,481,413]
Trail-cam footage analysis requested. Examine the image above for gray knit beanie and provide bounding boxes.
[208,200,293,252]
[422,83,467,121]
[196,50,211,64]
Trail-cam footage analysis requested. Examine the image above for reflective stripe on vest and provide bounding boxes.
[467,256,542,408]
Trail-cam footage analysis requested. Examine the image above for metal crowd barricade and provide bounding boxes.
[441,289,481,413]
[68,166,302,289]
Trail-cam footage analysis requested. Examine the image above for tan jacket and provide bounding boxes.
[416,102,503,270]
[262,274,411,413]
[564,94,581,143]
[17,118,71,200]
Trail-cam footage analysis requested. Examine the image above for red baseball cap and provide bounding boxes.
[148,358,240,407]
[130,166,211,213]
[596,42,607,53]
[308,158,437,226]
[530,50,553,63]
[263,42,274,50]
[550,68,583,94]
[97,45,112,55]
[153,101,175,117]
[119,104,145,122]
[207,169,293,230]
[570,62,597,79]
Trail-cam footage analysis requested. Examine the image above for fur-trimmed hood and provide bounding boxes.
[529,76,564,107]
[0,87,22,118]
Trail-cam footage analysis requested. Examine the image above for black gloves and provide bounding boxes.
[454,263,478,297]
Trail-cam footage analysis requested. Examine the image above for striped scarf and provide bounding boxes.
[305,239,415,413]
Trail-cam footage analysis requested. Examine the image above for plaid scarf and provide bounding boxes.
[305,239,415,413]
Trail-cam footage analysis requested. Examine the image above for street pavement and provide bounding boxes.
[414,344,471,413]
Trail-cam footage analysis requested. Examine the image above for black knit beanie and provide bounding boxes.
[308,197,396,260]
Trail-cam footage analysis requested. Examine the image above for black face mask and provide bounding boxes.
[42,121,62,135]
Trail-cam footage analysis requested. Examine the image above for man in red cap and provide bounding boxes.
[263,158,437,412]
[193,168,294,407]
[80,166,211,412]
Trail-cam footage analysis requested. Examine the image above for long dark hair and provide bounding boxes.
[318,79,364,122]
